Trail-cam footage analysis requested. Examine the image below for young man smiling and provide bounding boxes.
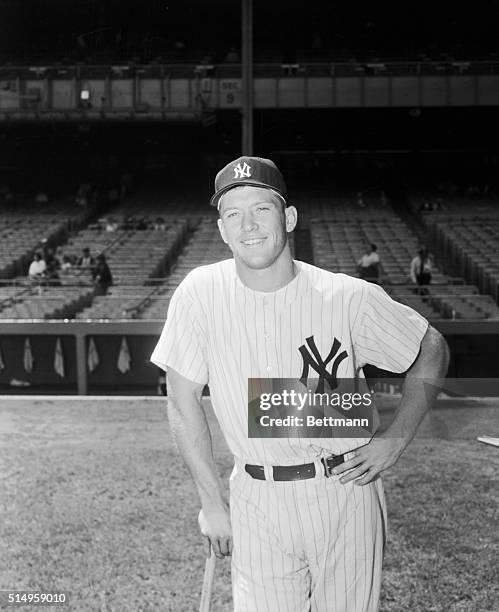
[151,156,449,611]
[217,183,297,291]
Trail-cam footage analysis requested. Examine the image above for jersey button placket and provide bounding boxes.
[263,298,272,375]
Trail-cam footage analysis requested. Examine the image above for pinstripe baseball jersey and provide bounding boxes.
[151,258,428,465]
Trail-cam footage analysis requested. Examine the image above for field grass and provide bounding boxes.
[0,396,498,612]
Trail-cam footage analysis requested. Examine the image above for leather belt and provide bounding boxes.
[245,455,345,481]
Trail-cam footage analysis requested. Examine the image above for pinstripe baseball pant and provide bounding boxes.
[230,464,387,612]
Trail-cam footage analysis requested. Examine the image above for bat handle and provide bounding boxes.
[199,549,216,612]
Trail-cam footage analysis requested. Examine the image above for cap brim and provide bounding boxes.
[210,181,286,208]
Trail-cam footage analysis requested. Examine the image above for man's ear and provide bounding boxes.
[285,205,298,233]
[217,218,228,244]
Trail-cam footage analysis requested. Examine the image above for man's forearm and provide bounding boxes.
[386,376,433,445]
[385,326,450,447]
[168,394,227,510]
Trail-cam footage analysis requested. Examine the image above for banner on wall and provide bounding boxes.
[23,338,34,373]
[87,338,100,373]
[117,337,131,373]
[54,338,65,378]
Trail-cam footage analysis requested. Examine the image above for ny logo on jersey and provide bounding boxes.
[233,161,252,179]
[299,336,348,393]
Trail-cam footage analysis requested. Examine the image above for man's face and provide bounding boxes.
[217,186,297,271]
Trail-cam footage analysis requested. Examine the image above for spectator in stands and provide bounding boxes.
[92,253,113,296]
[28,252,47,282]
[357,244,381,283]
[46,259,61,286]
[54,246,65,267]
[419,199,444,214]
[410,247,433,295]
[61,255,73,274]
[43,246,59,271]
[77,247,95,270]
[154,217,167,231]
[105,217,119,232]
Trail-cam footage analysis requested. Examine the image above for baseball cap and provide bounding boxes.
[210,156,287,208]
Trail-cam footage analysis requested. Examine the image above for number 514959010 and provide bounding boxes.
[2,591,67,606]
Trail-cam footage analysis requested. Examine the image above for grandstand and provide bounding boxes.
[0,287,94,319]
[74,217,196,320]
[0,205,91,280]
[1,180,496,394]
[424,211,499,301]
[304,191,499,321]
[65,220,188,285]
[0,188,497,325]
[0,185,306,322]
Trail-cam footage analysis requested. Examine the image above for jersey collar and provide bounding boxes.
[233,260,309,307]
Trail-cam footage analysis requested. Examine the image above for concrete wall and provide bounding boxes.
[2,73,499,118]
[0,321,497,395]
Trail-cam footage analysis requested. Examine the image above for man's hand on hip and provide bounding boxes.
[331,435,406,486]
[198,505,233,559]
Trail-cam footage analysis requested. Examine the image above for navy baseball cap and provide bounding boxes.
[210,156,287,208]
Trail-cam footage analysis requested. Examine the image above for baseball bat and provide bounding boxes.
[199,549,216,612]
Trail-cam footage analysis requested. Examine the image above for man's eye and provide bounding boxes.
[226,211,239,218]
[256,206,270,212]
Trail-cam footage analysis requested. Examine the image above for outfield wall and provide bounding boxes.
[0,321,497,395]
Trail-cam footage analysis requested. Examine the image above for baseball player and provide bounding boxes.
[151,157,449,611]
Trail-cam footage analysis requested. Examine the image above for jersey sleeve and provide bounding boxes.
[352,281,429,372]
[150,281,209,385]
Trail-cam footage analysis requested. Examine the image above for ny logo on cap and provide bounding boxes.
[233,161,251,179]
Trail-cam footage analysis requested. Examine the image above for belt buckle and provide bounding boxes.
[321,456,332,478]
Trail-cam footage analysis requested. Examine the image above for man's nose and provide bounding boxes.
[241,211,257,231]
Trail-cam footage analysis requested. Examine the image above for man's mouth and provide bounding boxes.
[240,237,266,246]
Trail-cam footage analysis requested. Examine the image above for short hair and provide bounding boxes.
[370,243,377,251]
